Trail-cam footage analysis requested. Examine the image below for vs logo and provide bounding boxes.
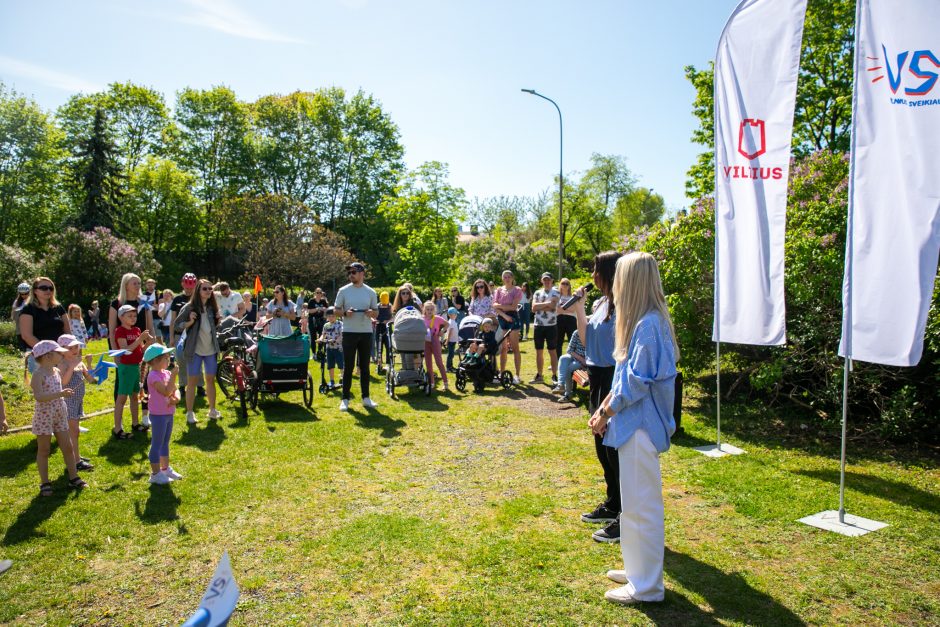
[737,119,766,160]
[869,44,940,97]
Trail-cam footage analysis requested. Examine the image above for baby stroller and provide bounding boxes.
[385,307,431,398]
[454,315,515,393]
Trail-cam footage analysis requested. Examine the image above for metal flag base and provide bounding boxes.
[798,510,887,537]
[693,442,746,457]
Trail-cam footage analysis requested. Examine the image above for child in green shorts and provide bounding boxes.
[112,304,153,439]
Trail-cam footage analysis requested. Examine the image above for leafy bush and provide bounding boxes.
[623,151,939,442]
[453,236,574,288]
[0,243,41,308]
[43,227,161,308]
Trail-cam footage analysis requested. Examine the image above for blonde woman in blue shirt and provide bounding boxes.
[572,251,678,605]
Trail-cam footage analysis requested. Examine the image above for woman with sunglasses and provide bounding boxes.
[265,285,296,336]
[432,287,448,316]
[307,288,330,337]
[467,280,494,318]
[557,278,579,350]
[19,277,69,373]
[391,286,419,313]
[175,279,222,423]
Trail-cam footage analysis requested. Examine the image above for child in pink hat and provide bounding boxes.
[58,334,96,471]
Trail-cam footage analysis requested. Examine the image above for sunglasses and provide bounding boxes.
[475,285,484,289]
[200,286,213,292]
[35,285,54,292]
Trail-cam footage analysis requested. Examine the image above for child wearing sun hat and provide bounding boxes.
[143,343,182,485]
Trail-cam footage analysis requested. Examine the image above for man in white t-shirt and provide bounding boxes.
[215,282,245,319]
[531,272,560,384]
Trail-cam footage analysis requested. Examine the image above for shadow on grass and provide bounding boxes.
[348,407,406,439]
[176,419,226,452]
[636,548,805,626]
[396,392,450,412]
[2,480,75,545]
[257,398,319,423]
[135,484,181,524]
[794,468,940,515]
[97,431,149,466]
[0,439,37,478]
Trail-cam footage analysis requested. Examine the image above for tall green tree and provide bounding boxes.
[57,81,172,174]
[684,0,855,199]
[173,86,254,252]
[379,161,465,286]
[0,83,68,250]
[73,108,125,232]
[125,156,202,257]
[613,187,665,235]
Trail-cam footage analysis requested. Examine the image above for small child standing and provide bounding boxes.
[58,334,96,471]
[144,344,182,485]
[319,307,344,390]
[67,304,89,349]
[422,301,449,390]
[553,329,587,402]
[30,340,87,496]
[113,304,153,438]
[445,307,459,372]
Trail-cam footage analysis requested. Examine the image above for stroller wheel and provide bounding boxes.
[303,374,314,407]
[454,371,467,392]
[500,371,515,389]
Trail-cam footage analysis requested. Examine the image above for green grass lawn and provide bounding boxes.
[0,340,937,625]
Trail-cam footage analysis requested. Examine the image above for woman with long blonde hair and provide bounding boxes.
[572,251,678,605]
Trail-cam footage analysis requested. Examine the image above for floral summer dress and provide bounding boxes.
[32,368,69,435]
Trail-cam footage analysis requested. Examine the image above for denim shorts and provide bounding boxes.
[189,353,218,377]
[326,347,345,370]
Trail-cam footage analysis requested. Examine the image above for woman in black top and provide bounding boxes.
[556,278,578,349]
[450,286,466,323]
[87,300,101,339]
[307,288,330,336]
[19,277,69,370]
[242,291,257,323]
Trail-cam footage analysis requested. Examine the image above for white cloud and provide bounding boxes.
[179,0,307,44]
[0,55,102,93]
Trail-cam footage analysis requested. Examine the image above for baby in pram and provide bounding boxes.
[463,317,497,364]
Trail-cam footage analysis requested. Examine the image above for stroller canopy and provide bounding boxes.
[392,307,427,352]
[458,314,484,342]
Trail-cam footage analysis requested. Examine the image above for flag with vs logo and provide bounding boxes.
[713,0,808,346]
[839,0,940,367]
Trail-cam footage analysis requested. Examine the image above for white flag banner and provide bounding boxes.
[713,0,807,346]
[839,0,940,367]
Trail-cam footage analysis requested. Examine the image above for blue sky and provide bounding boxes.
[0,0,741,214]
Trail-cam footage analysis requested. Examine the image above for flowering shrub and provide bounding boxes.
[453,237,573,289]
[0,243,41,305]
[623,151,938,441]
[43,227,161,307]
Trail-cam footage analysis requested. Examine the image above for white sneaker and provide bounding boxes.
[78,425,89,433]
[207,409,221,420]
[513,376,522,385]
[604,585,640,605]
[148,471,173,485]
[142,413,151,427]
[362,397,378,409]
[339,399,349,411]
[186,411,198,425]
[606,569,627,584]
[164,466,183,480]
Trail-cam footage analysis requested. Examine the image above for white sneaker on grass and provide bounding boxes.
[186,411,198,425]
[142,412,151,427]
[604,585,640,605]
[362,397,378,409]
[148,471,173,485]
[607,570,627,584]
[78,425,89,433]
[207,408,222,420]
[339,399,349,411]
[164,467,183,480]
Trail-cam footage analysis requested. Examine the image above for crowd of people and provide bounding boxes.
[5,251,680,605]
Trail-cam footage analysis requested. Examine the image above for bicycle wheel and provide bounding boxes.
[216,355,235,400]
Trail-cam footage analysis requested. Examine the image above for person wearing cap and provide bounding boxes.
[531,272,560,384]
[113,304,153,438]
[58,334,96,471]
[29,339,87,497]
[318,306,344,390]
[11,281,31,350]
[169,273,205,397]
[143,343,183,485]
[175,278,223,423]
[334,262,379,411]
[19,277,70,374]
[109,273,156,427]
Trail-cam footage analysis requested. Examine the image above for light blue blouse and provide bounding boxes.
[585,297,616,367]
[603,311,677,453]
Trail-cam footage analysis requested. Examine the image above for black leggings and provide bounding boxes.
[342,332,373,400]
[589,365,619,513]
[557,314,577,349]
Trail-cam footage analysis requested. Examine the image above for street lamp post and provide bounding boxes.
[521,89,563,280]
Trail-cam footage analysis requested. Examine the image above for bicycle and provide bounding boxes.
[215,319,259,420]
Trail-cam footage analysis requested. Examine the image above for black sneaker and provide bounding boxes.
[551,374,558,384]
[76,460,94,471]
[581,504,618,524]
[592,519,621,543]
